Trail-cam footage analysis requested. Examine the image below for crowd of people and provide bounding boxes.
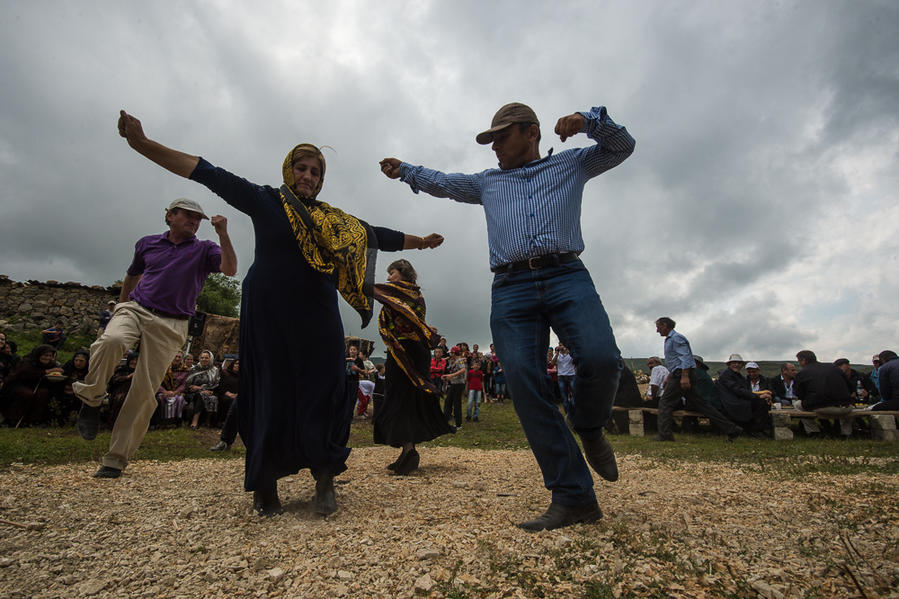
[645,317,898,441]
[0,334,243,431]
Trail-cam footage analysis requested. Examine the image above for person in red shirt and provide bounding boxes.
[430,347,447,395]
[467,359,485,422]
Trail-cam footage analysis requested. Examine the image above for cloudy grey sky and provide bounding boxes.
[2,1,897,363]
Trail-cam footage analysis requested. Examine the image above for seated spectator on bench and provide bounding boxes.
[0,344,64,426]
[833,358,878,405]
[645,356,668,409]
[41,320,68,350]
[870,350,898,411]
[0,332,19,385]
[717,354,771,436]
[156,351,189,425]
[186,350,220,429]
[59,349,91,425]
[693,356,724,411]
[793,350,854,438]
[217,358,239,423]
[210,358,240,451]
[745,362,771,394]
[606,365,648,434]
[770,362,797,407]
[105,351,138,429]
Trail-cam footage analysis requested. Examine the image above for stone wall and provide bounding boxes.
[0,275,376,361]
[0,275,119,333]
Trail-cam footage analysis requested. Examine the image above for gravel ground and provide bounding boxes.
[1,447,897,598]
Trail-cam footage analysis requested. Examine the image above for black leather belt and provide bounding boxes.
[140,304,189,320]
[491,252,579,273]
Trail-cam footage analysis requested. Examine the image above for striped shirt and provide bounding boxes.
[399,106,635,268]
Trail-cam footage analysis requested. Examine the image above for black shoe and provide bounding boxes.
[466,415,471,421]
[653,434,675,442]
[580,434,619,482]
[253,484,282,517]
[518,501,603,532]
[209,441,231,451]
[394,448,420,476]
[387,451,403,471]
[93,465,122,479]
[77,403,101,441]
[473,417,479,422]
[726,426,743,442]
[314,473,337,515]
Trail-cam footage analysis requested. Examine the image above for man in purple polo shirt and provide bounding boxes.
[73,198,237,478]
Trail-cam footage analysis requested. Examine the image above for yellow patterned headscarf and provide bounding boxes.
[280,144,378,327]
[282,143,326,199]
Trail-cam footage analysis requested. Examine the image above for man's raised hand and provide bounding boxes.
[379,157,402,179]
[554,113,586,142]
[211,215,228,234]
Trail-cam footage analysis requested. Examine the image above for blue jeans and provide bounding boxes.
[467,389,483,419]
[490,259,621,505]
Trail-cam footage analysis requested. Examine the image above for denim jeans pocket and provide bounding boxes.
[491,272,511,289]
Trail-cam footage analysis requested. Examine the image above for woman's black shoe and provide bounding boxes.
[394,448,420,476]
[387,449,405,471]
[253,483,282,517]
[314,473,337,515]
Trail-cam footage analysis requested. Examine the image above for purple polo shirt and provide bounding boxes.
[127,232,222,316]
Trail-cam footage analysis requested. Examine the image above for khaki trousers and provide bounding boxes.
[72,302,187,470]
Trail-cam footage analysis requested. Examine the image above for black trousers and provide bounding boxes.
[443,383,465,427]
[659,370,739,439]
[220,399,239,445]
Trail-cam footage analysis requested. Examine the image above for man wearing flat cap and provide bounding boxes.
[380,101,634,531]
[73,198,237,478]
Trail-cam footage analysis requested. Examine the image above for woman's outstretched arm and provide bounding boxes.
[118,110,199,177]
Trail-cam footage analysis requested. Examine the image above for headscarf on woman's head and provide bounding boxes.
[63,349,90,377]
[186,350,219,389]
[25,344,57,367]
[282,144,326,200]
[279,144,378,328]
[192,350,215,371]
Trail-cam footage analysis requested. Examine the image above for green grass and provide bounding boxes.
[2,399,897,478]
[0,426,242,466]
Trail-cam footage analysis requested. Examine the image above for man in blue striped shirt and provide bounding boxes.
[380,101,634,531]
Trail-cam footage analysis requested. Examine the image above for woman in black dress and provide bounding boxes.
[372,259,452,475]
[117,110,443,516]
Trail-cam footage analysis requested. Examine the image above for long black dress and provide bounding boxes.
[373,339,453,446]
[190,158,404,491]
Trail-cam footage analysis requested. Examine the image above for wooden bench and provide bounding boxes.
[769,409,899,441]
[611,406,899,441]
[611,406,705,437]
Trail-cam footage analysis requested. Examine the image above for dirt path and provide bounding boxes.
[2,448,896,598]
